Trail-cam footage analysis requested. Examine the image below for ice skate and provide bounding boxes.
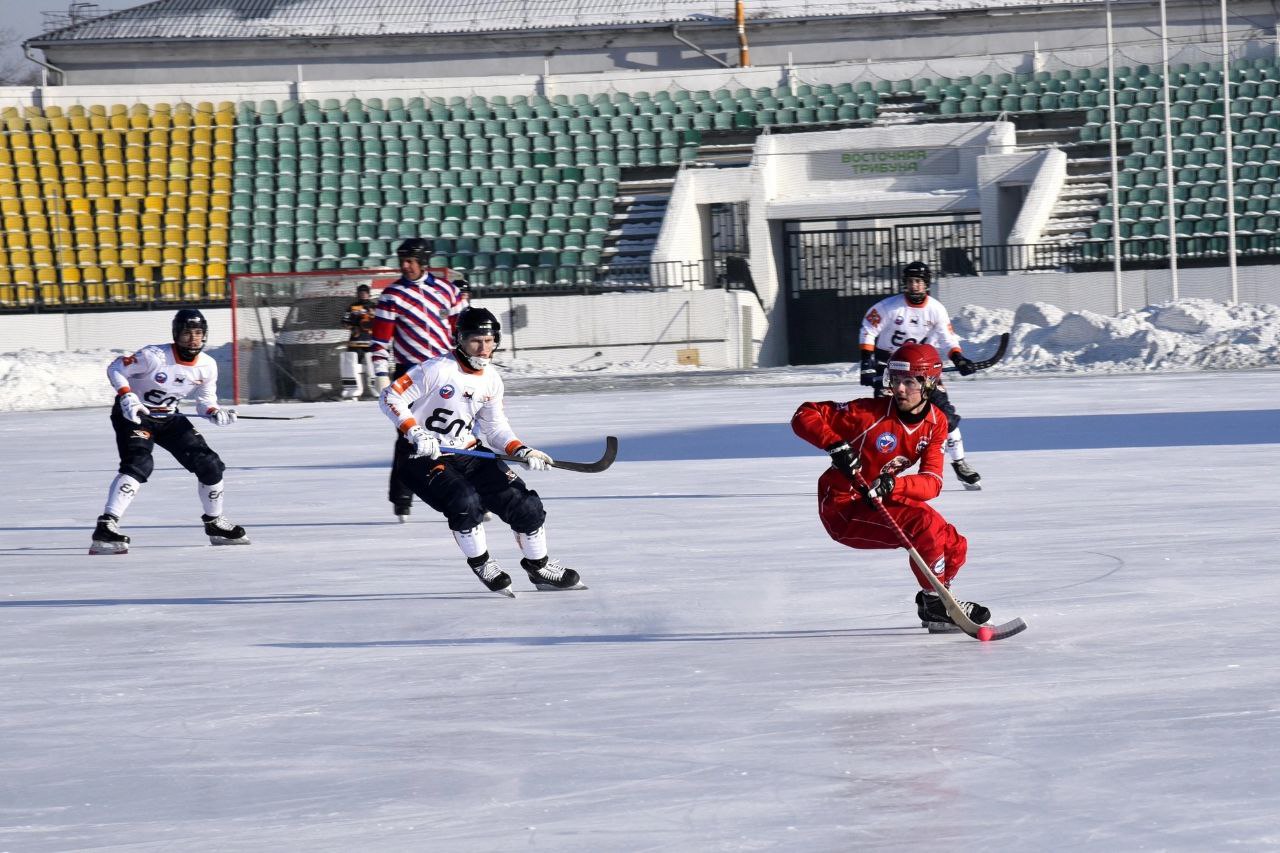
[202,514,251,545]
[521,557,587,591]
[394,501,411,523]
[915,590,990,633]
[470,556,515,597]
[951,459,982,491]
[89,514,130,555]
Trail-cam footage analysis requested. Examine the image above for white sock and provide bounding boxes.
[946,428,965,463]
[452,525,488,560]
[103,474,141,519]
[198,481,224,517]
[515,527,548,561]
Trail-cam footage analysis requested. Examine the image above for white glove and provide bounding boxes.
[207,407,237,427]
[513,446,553,471]
[118,392,145,424]
[405,425,441,459]
[374,374,391,393]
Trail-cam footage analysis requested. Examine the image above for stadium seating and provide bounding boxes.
[7,55,1280,305]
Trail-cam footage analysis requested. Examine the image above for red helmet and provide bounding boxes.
[887,342,943,382]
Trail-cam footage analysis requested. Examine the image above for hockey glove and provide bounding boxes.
[951,353,977,376]
[863,472,896,504]
[373,374,391,393]
[404,425,441,459]
[118,392,146,424]
[859,353,878,387]
[207,407,238,427]
[825,441,860,479]
[513,446,553,471]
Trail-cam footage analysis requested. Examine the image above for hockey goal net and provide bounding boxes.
[229,267,449,404]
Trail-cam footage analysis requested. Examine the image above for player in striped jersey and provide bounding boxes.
[369,238,467,521]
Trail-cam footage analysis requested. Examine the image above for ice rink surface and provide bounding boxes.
[2,369,1279,852]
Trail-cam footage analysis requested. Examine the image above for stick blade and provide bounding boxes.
[550,435,618,473]
[973,617,1028,642]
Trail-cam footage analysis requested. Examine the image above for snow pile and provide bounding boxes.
[2,298,1278,413]
[953,299,1280,375]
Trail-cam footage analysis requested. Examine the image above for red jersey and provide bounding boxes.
[791,396,949,503]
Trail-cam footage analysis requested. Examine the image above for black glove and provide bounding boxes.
[859,354,878,387]
[825,441,860,479]
[951,353,977,376]
[863,472,896,503]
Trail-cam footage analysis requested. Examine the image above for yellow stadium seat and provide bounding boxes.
[117,197,142,216]
[98,246,119,265]
[141,246,163,265]
[205,263,226,299]
[118,246,140,265]
[76,247,98,266]
[164,227,184,247]
[103,265,129,301]
[159,263,182,299]
[125,179,146,198]
[207,227,228,248]
[9,247,32,268]
[206,244,227,263]
[105,179,126,198]
[185,244,206,263]
[82,264,105,303]
[162,246,183,265]
[11,267,36,305]
[59,266,84,303]
[133,267,156,302]
[31,248,54,267]
[36,268,61,304]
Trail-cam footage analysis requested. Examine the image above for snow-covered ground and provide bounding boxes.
[2,298,1279,850]
[3,299,1280,412]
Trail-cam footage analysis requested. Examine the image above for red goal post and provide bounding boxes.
[229,266,452,404]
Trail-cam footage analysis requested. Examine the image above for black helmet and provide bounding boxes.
[396,238,433,265]
[172,308,208,359]
[453,307,501,369]
[901,261,931,305]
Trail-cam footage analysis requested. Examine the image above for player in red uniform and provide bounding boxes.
[791,342,990,631]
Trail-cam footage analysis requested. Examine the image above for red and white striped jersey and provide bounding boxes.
[106,344,219,415]
[368,273,465,374]
[379,352,523,456]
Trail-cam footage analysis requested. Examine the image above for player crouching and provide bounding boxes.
[90,308,250,554]
[791,342,988,632]
[379,307,584,597]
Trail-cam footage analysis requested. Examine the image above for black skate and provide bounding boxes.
[952,459,982,491]
[89,514,130,555]
[915,590,990,633]
[394,501,411,523]
[202,514,251,546]
[469,555,515,598]
[521,557,587,591]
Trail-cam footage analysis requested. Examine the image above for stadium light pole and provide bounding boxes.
[1159,0,1180,299]
[1105,0,1123,312]
[1220,0,1239,303]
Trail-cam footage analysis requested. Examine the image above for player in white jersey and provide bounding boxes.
[858,261,983,489]
[89,308,251,554]
[379,307,585,597]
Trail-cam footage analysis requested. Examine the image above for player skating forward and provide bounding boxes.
[792,342,989,632]
[379,306,584,597]
[90,308,249,554]
[858,260,982,490]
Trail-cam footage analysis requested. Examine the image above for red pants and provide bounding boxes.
[818,486,968,592]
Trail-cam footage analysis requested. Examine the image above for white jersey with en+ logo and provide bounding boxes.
[379,353,522,455]
[107,343,219,415]
[859,293,961,356]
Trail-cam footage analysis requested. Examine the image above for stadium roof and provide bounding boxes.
[30,0,1109,43]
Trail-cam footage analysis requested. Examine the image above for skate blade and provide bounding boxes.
[961,482,983,491]
[924,620,964,634]
[89,542,129,555]
[491,587,517,598]
[209,536,252,546]
[531,581,589,591]
[396,516,409,524]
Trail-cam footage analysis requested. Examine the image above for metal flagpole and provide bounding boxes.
[1106,0,1123,312]
[1159,0,1180,299]
[1220,0,1240,304]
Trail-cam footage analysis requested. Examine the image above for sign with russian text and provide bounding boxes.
[810,147,961,179]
